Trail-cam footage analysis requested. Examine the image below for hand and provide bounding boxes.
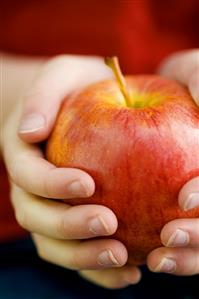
[3,55,141,289]
[147,49,199,275]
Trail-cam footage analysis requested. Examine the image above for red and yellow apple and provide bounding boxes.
[46,57,199,265]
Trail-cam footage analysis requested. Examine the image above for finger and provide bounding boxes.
[160,218,199,248]
[178,177,199,211]
[188,66,199,106]
[18,55,112,142]
[147,247,199,276]
[3,106,94,199]
[9,152,94,199]
[32,234,128,270]
[11,186,117,239]
[79,266,141,289]
[158,49,199,105]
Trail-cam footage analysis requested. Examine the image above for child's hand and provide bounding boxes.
[147,49,199,276]
[3,55,141,289]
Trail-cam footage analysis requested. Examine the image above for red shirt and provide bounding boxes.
[1,0,199,242]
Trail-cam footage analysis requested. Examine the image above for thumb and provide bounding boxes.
[178,177,199,211]
[157,49,199,106]
[18,55,112,143]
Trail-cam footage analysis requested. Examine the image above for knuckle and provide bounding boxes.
[56,215,69,239]
[25,85,51,103]
[48,54,68,64]
[69,256,80,270]
[33,236,49,262]
[10,185,17,206]
[9,154,31,188]
[42,167,56,198]
[68,249,83,270]
[9,186,29,230]
[56,205,91,240]
[79,270,124,289]
[8,155,24,185]
[97,279,119,289]
[44,55,72,72]
[15,205,28,230]
[36,245,46,260]
[35,243,46,261]
[43,175,51,198]
[12,197,31,231]
[45,54,96,73]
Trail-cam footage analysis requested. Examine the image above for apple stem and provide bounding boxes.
[105,56,131,106]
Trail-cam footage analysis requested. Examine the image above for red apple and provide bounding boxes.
[46,57,199,265]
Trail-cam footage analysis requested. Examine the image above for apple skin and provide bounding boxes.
[46,75,199,265]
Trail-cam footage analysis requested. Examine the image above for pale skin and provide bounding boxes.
[0,49,199,289]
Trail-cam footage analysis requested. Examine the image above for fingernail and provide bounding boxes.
[97,250,120,267]
[67,181,90,197]
[89,216,110,235]
[154,258,176,273]
[166,229,189,247]
[19,113,46,133]
[183,192,199,211]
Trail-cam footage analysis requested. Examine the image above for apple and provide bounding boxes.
[46,57,199,265]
